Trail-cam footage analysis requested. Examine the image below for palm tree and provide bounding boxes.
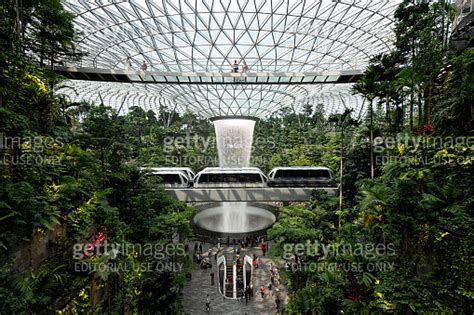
[353,73,376,179]
[328,109,359,223]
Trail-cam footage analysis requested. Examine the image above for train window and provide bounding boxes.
[275,170,302,178]
[210,174,221,182]
[199,173,213,183]
[274,170,284,178]
[158,174,182,183]
[308,170,331,179]
[274,169,331,179]
[245,174,262,182]
[222,174,238,183]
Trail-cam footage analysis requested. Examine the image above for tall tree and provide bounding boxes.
[393,0,454,130]
[28,0,83,69]
[328,109,358,219]
[354,66,379,179]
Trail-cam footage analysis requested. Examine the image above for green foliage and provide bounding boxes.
[0,5,198,310]
[0,0,472,313]
[271,139,473,314]
[432,47,474,134]
[268,204,321,244]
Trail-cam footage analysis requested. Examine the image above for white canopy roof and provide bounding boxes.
[61,0,402,118]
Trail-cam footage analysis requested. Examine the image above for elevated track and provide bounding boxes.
[164,187,337,203]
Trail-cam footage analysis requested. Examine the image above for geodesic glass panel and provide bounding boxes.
[60,0,402,118]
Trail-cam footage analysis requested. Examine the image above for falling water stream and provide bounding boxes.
[214,119,256,233]
[213,118,255,168]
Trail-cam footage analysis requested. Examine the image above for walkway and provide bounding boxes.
[53,66,363,85]
[183,242,288,315]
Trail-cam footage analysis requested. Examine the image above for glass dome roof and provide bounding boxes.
[61,0,402,118]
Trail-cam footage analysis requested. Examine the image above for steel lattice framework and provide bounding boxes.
[61,0,402,118]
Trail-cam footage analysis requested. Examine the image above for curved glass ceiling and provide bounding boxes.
[61,0,402,118]
[62,81,365,118]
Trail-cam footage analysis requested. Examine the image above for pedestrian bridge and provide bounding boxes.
[164,187,337,203]
[53,66,363,85]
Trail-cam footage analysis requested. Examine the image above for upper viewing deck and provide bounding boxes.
[54,66,363,85]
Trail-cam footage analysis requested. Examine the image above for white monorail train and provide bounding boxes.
[193,167,268,188]
[142,167,196,182]
[267,166,336,188]
[141,167,192,188]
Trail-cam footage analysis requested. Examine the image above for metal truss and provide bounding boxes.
[63,80,364,118]
[61,0,402,118]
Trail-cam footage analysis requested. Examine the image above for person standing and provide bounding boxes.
[210,271,214,285]
[141,60,147,71]
[238,287,244,303]
[268,283,273,297]
[275,295,281,314]
[233,60,239,73]
[242,60,248,74]
[199,242,203,253]
[259,285,265,300]
[269,262,274,275]
[206,293,211,312]
[125,56,132,69]
[274,272,280,286]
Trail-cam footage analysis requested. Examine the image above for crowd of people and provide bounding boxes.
[192,241,212,269]
[188,237,283,314]
[228,235,267,250]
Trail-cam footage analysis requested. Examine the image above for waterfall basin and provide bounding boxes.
[193,202,276,235]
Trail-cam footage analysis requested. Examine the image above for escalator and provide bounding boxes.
[225,261,234,298]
